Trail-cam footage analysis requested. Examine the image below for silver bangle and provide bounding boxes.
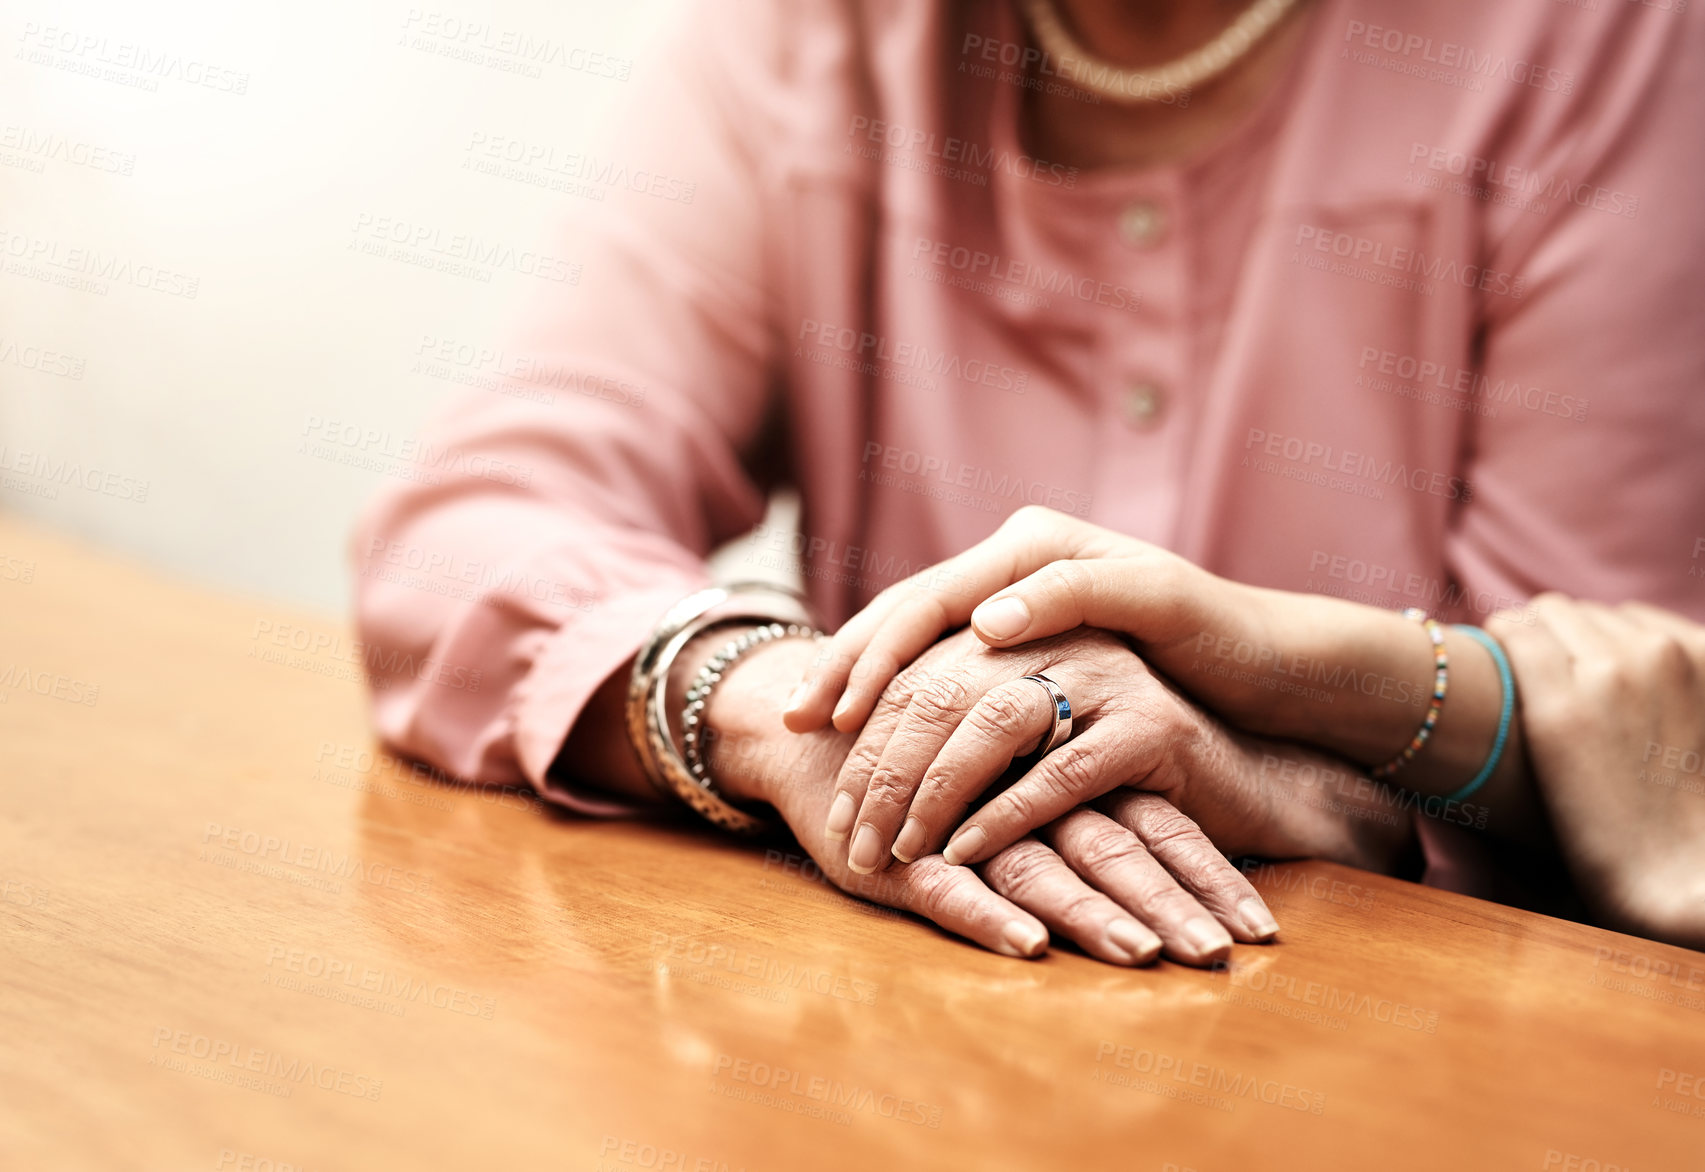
[682,623,814,798]
[625,584,817,834]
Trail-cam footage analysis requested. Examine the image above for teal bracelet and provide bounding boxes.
[1443,625,1514,804]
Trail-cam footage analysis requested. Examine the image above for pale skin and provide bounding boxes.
[787,506,1705,948]
[561,603,1416,965]
[785,507,1536,872]
[1487,599,1705,948]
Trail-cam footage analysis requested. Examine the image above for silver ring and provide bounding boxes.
[1020,672,1073,757]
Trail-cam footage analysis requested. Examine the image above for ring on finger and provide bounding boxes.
[1020,672,1073,756]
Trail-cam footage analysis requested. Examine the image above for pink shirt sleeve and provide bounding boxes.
[1446,8,1705,619]
[349,6,780,809]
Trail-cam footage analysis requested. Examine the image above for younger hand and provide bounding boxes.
[783,506,1298,743]
[1489,596,1705,947]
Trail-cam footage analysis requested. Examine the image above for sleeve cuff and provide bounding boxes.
[511,578,708,816]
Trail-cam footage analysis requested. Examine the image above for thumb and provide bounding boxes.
[970,555,1194,647]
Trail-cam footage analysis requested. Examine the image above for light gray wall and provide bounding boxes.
[0,0,709,614]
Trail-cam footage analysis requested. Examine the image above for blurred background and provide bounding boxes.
[0,0,712,613]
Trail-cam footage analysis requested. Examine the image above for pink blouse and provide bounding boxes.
[351,0,1705,812]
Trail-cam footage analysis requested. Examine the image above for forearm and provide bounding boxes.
[1251,592,1527,782]
[1152,577,1542,842]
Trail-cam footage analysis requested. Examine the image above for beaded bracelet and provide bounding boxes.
[1370,607,1448,780]
[681,622,816,796]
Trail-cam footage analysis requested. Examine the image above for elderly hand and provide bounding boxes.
[704,633,1286,965]
[1488,596,1705,948]
[804,623,1414,963]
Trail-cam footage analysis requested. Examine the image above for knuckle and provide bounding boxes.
[1056,890,1109,929]
[889,657,936,702]
[863,768,916,809]
[912,673,976,726]
[1131,884,1199,923]
[984,841,1055,899]
[996,784,1041,829]
[1073,824,1146,874]
[1021,774,1086,828]
[1042,742,1102,799]
[970,688,1032,738]
[913,771,957,809]
[1136,693,1197,750]
[963,705,1013,747]
[906,865,955,918]
[1037,558,1094,607]
[1164,837,1235,888]
[911,864,978,923]
[1134,805,1208,853]
[1006,504,1060,535]
[1576,656,1636,706]
[1644,634,1695,683]
[839,742,884,786]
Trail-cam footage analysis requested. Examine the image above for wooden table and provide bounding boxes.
[2,515,1701,1172]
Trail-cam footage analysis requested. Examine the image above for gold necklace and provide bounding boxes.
[1018,0,1301,104]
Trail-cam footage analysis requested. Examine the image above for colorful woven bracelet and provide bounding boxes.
[1442,625,1514,804]
[1370,607,1448,780]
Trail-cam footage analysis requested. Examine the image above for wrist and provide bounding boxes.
[671,631,834,806]
[1268,599,1436,753]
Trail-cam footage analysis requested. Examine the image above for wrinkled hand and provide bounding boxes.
[820,624,1188,861]
[762,735,1245,966]
[705,636,1273,965]
[808,624,1411,955]
[1489,597,1705,948]
[801,624,1413,963]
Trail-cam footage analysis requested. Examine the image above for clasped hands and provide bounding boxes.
[702,508,1412,968]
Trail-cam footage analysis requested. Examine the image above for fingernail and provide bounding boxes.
[847,824,883,874]
[1000,920,1047,958]
[831,692,853,726]
[1183,918,1233,959]
[1107,919,1159,965]
[783,683,806,714]
[891,817,928,863]
[824,793,857,841]
[973,596,1032,640]
[942,825,987,866]
[1237,898,1280,940]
